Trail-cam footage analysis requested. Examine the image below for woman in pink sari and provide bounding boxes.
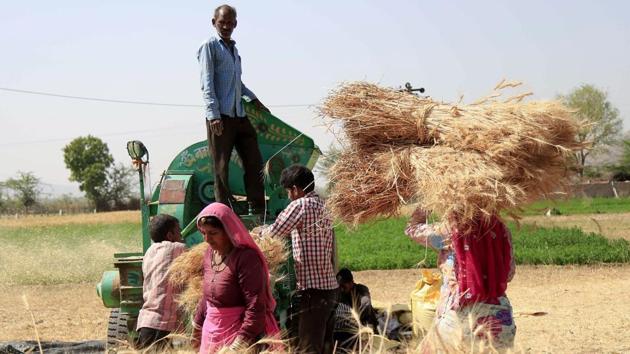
[192,203,280,353]
[406,209,516,352]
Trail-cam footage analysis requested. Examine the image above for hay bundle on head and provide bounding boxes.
[323,81,581,225]
[168,233,289,316]
[328,146,530,225]
[327,148,415,225]
[321,81,581,160]
[321,81,582,171]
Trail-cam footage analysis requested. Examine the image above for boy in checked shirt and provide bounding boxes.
[136,214,186,349]
[261,164,338,354]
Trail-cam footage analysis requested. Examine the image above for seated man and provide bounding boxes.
[136,214,186,349]
[334,268,379,351]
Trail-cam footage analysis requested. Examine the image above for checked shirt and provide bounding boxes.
[264,191,337,290]
[197,36,257,120]
[137,241,186,331]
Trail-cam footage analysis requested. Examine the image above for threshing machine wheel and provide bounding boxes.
[106,309,130,351]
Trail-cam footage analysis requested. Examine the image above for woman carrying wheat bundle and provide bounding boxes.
[191,203,280,353]
[406,208,517,352]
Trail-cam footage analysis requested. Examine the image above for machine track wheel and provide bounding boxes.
[106,309,130,352]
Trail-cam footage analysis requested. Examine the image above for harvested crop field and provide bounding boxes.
[0,211,140,228]
[2,265,629,353]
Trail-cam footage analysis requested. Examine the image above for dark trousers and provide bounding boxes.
[297,288,339,354]
[206,116,265,209]
[136,327,170,350]
[333,331,357,353]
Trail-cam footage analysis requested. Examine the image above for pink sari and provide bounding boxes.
[196,203,280,352]
[200,304,246,353]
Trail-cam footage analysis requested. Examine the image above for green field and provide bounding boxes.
[1,209,629,285]
[520,197,630,216]
[336,218,630,270]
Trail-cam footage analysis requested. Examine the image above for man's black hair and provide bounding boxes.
[280,164,315,193]
[150,214,180,243]
[336,268,354,284]
[214,4,237,19]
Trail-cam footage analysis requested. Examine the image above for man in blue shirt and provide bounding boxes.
[198,4,268,211]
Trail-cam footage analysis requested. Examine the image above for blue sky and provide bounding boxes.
[1,0,628,195]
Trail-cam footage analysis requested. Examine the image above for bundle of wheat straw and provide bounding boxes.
[321,82,580,159]
[327,149,415,225]
[168,243,207,315]
[323,81,580,225]
[168,233,289,316]
[254,234,291,275]
[328,147,528,225]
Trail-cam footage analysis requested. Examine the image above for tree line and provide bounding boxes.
[1,136,139,214]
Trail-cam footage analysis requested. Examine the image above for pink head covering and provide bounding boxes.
[196,203,280,337]
[451,215,513,306]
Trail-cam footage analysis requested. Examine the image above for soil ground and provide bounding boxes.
[1,265,629,353]
[357,265,630,354]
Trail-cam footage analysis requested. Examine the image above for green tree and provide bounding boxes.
[0,182,6,211]
[609,138,630,175]
[562,84,623,176]
[106,163,137,210]
[63,136,113,210]
[620,139,630,168]
[4,171,42,208]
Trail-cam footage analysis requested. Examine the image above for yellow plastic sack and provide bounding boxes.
[410,269,442,335]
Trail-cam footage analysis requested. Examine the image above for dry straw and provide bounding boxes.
[169,243,207,316]
[322,81,582,225]
[22,295,44,354]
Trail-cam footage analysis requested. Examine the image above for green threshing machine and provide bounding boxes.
[96,100,321,347]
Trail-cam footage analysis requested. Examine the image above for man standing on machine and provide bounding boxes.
[198,4,269,211]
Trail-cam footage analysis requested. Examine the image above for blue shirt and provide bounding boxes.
[197,35,257,120]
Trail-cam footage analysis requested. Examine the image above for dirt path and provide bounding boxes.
[356,264,630,354]
[2,265,629,353]
[0,284,109,342]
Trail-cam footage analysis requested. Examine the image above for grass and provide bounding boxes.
[0,222,141,285]
[0,210,140,228]
[336,218,438,270]
[520,197,630,216]
[336,218,630,271]
[521,213,630,241]
[512,224,630,265]
[1,210,629,285]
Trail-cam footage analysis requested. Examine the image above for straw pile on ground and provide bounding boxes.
[169,233,289,316]
[321,81,582,225]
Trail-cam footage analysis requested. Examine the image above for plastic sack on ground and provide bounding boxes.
[410,269,442,335]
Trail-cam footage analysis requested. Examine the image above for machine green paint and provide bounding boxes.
[96,100,321,347]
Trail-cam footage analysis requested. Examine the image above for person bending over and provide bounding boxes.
[192,203,279,353]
